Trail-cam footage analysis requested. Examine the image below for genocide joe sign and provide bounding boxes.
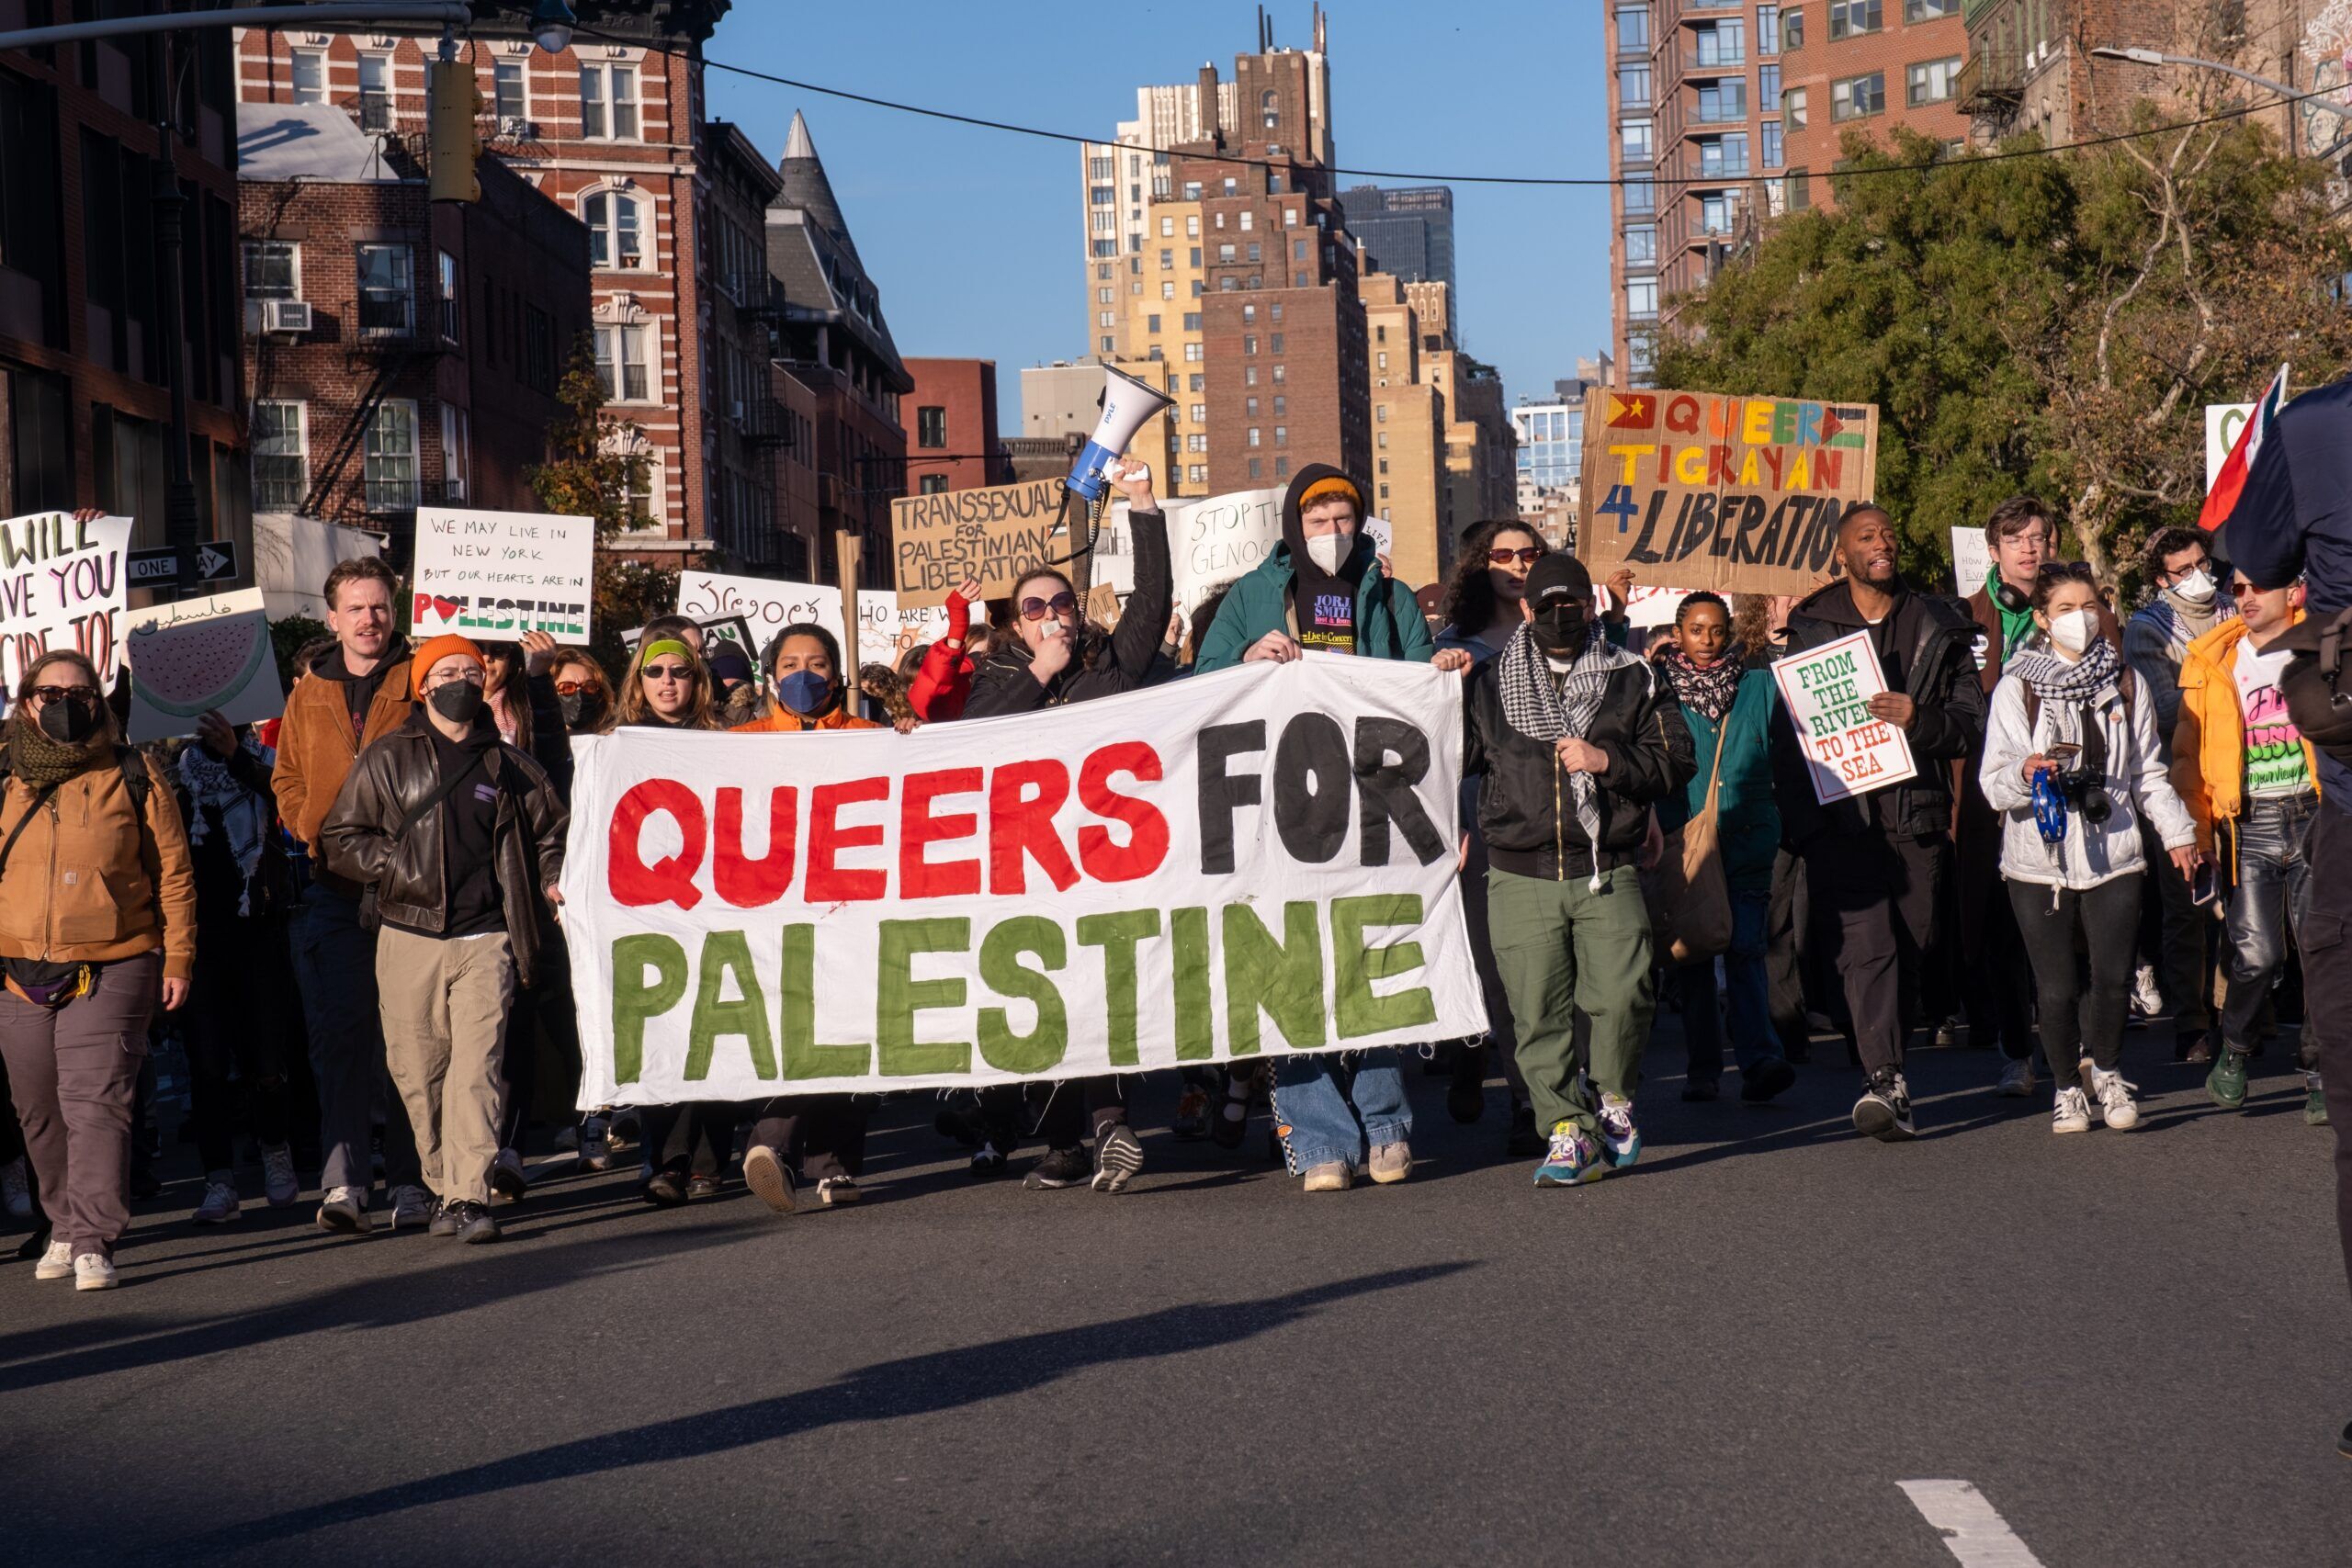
[1577,389,1880,598]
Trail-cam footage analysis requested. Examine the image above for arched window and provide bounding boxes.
[1261,89,1279,129]
[582,191,646,270]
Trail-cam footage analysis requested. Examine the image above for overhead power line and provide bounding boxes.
[585,24,2350,193]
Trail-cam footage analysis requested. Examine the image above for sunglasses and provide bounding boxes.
[1020,591,1078,622]
[27,685,94,705]
[1487,547,1544,566]
[641,662,694,682]
[553,680,595,696]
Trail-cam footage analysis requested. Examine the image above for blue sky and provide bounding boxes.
[705,1,1615,433]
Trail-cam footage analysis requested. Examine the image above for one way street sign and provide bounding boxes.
[128,540,240,587]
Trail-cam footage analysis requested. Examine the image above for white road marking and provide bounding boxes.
[1897,1480,2048,1568]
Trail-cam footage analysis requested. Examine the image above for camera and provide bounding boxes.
[2052,765,2112,825]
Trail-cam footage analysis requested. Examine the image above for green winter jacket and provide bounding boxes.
[1194,544,1434,671]
[1657,667,1781,895]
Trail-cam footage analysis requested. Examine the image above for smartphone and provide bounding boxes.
[2191,861,2218,907]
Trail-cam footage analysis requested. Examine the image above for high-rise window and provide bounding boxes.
[355,243,412,333]
[582,192,645,269]
[1758,6,1781,53]
[1783,86,1809,127]
[1625,224,1657,265]
[1907,57,1962,106]
[1905,0,1957,18]
[1761,121,1784,168]
[1626,278,1658,320]
[1827,0,1882,38]
[290,50,326,104]
[1695,20,1745,64]
[1696,79,1747,121]
[1831,72,1886,118]
[252,401,306,510]
[1615,5,1650,51]
[580,63,639,141]
[1623,177,1657,215]
[1760,64,1781,103]
[1620,118,1654,162]
[1617,64,1652,107]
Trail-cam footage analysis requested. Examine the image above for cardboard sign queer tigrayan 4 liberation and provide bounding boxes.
[1577,389,1879,598]
[1772,630,1917,804]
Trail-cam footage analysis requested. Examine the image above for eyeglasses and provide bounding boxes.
[1020,591,1078,622]
[1487,547,1544,566]
[641,663,694,682]
[553,680,594,696]
[27,685,93,705]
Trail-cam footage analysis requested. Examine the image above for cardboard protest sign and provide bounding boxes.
[1578,389,1878,598]
[1951,526,1991,600]
[560,657,1485,1104]
[125,603,285,741]
[412,507,593,640]
[1105,486,1285,618]
[889,479,1068,608]
[1084,582,1120,630]
[1621,584,1709,631]
[0,512,132,696]
[1771,631,1917,804]
[676,570,949,667]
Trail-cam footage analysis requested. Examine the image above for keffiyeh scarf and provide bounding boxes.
[1657,648,1743,725]
[2007,636,2120,748]
[1498,623,1639,889]
[178,737,273,915]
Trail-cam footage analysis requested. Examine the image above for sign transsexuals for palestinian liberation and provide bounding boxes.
[1578,389,1880,598]
[560,659,1487,1104]
[1771,630,1918,805]
[890,479,1068,609]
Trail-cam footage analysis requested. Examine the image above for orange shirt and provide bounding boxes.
[729,705,880,734]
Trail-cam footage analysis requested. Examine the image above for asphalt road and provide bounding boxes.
[1,1027,2342,1567]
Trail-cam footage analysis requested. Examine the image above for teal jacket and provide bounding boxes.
[1194,544,1435,671]
[1657,667,1781,894]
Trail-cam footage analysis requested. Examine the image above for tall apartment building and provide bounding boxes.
[1405,280,1515,537]
[1362,269,1449,588]
[236,0,774,559]
[236,102,592,558]
[1339,185,1457,297]
[1,21,249,559]
[1778,0,1967,204]
[1080,10,1339,497]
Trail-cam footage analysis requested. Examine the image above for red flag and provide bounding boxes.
[2199,363,2290,532]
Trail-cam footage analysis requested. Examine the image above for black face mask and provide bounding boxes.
[427,682,485,725]
[36,695,100,745]
[1530,605,1590,659]
[559,690,605,731]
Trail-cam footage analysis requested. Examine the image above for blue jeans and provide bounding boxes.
[2222,794,2318,1067]
[291,883,421,1195]
[1272,1049,1410,1174]
[1678,888,1776,1085]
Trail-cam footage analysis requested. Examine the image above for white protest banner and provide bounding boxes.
[676,570,949,666]
[412,506,593,640]
[1771,631,1918,804]
[1107,486,1285,616]
[0,512,132,696]
[2205,403,2255,492]
[1622,584,1708,630]
[125,606,284,741]
[1951,526,1990,599]
[560,657,1484,1105]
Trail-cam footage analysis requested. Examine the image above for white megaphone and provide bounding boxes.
[1064,364,1176,502]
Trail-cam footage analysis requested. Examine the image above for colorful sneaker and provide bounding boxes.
[2308,1073,2331,1127]
[261,1144,300,1208]
[2052,1086,2092,1134]
[1853,1070,1917,1142]
[1534,1122,1605,1187]
[190,1177,242,1224]
[2092,1067,2140,1131]
[1596,1093,1641,1168]
[2207,1047,2251,1110]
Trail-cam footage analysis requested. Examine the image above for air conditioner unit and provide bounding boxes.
[498,116,536,139]
[729,400,746,422]
[262,299,313,335]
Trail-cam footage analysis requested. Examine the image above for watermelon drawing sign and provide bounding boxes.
[1577,389,1879,599]
[0,511,132,698]
[124,605,285,742]
[411,507,594,641]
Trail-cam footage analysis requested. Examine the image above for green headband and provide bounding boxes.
[639,639,695,668]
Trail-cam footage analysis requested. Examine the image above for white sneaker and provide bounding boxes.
[74,1252,118,1291]
[2052,1086,2092,1134]
[261,1145,300,1208]
[0,1156,29,1220]
[2130,964,2165,1018]
[2092,1067,2140,1131]
[316,1184,371,1234]
[34,1239,73,1280]
[579,1115,611,1171]
[190,1177,242,1224]
[1596,1092,1641,1168]
[1998,1056,2037,1098]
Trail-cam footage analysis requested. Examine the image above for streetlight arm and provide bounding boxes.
[2090,44,2352,118]
[0,3,472,51]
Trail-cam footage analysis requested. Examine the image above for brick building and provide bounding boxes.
[1362,269,1449,590]
[235,0,742,558]
[901,358,1011,494]
[1,20,248,567]
[1407,280,1517,536]
[766,110,910,589]
[236,102,591,559]
[1778,0,1967,205]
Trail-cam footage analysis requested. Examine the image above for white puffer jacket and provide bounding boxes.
[1979,654,2198,890]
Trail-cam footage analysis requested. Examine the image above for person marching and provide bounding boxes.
[1464,555,1693,1185]
[1978,564,2199,1134]
[0,651,197,1289]
[2172,570,2326,1124]
[909,578,987,722]
[963,456,1171,1194]
[729,621,883,1212]
[1654,592,1796,1105]
[320,636,569,1244]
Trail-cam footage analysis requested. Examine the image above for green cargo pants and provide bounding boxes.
[1487,863,1655,1137]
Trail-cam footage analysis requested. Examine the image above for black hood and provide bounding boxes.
[310,634,412,680]
[1279,461,1374,581]
[1791,575,1905,631]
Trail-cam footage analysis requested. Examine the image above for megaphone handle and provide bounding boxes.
[1040,486,1106,567]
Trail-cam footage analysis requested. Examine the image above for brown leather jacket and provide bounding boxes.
[0,746,199,981]
[317,711,569,987]
[272,641,413,892]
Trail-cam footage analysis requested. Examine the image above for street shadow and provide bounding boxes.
[167,1259,1475,1554]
